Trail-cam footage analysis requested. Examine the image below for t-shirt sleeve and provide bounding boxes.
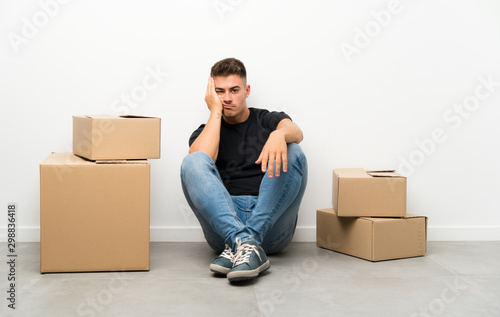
[188,124,206,147]
[259,109,292,131]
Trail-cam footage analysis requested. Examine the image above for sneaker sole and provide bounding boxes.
[227,260,270,282]
[209,264,231,275]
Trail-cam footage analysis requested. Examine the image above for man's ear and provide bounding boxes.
[245,84,251,98]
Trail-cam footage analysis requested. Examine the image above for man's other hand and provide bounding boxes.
[255,130,287,178]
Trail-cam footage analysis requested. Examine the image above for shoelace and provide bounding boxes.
[232,237,262,266]
[220,243,234,260]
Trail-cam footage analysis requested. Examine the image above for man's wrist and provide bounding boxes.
[210,110,222,119]
[271,129,286,139]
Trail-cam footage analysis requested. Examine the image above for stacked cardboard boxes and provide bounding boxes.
[316,168,427,261]
[40,115,161,273]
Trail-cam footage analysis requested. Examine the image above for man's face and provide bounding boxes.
[214,74,250,124]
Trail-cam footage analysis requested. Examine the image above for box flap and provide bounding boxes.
[334,169,405,178]
[365,170,395,173]
[120,115,159,119]
[404,214,427,219]
[366,170,404,178]
[74,114,160,119]
[79,114,116,119]
[96,160,148,164]
[334,168,405,178]
[41,153,92,165]
[41,153,149,165]
[360,215,426,222]
[333,168,369,178]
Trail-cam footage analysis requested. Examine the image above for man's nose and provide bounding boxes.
[222,92,232,103]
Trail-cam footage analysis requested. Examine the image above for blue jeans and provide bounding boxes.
[181,143,307,254]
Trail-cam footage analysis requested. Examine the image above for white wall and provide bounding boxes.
[1,0,499,242]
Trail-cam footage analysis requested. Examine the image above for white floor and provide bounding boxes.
[1,241,500,317]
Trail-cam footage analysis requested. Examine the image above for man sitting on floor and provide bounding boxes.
[181,57,308,282]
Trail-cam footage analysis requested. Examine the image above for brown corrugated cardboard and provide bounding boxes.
[316,208,427,262]
[332,168,406,217]
[73,114,161,160]
[40,152,150,273]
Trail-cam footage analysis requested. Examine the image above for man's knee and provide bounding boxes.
[181,152,210,171]
[181,152,212,180]
[287,143,306,164]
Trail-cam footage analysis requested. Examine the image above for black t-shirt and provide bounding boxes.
[189,107,291,196]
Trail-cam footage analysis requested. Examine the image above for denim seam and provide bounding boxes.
[236,206,252,212]
[209,162,244,229]
[258,153,304,241]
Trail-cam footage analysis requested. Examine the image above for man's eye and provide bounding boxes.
[231,89,239,93]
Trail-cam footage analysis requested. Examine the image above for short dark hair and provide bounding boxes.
[210,58,246,79]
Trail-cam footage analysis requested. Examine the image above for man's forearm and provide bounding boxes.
[189,110,222,161]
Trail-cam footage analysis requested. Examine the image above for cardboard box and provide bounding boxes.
[40,153,150,273]
[333,168,406,217]
[316,208,427,261]
[73,114,161,160]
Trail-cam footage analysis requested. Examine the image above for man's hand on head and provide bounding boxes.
[255,130,288,178]
[189,76,224,160]
[205,76,223,116]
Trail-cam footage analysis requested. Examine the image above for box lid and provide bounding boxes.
[73,114,159,119]
[72,114,115,119]
[334,168,405,179]
[41,153,148,165]
[360,214,426,223]
[334,168,368,178]
[120,115,160,119]
[366,170,404,178]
